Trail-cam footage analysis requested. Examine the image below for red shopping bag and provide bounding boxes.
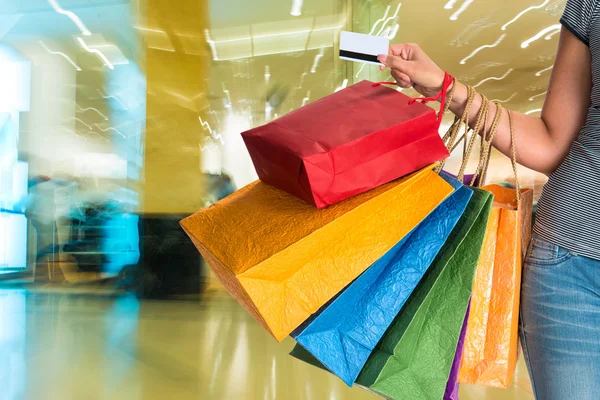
[242,76,453,208]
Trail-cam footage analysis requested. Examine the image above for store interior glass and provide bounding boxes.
[0,0,563,399]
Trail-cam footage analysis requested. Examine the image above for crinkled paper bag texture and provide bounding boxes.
[354,188,492,400]
[242,80,450,208]
[459,184,533,388]
[444,303,470,400]
[290,189,492,399]
[180,166,453,341]
[292,172,472,386]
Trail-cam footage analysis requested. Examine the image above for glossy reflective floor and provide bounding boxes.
[0,288,534,400]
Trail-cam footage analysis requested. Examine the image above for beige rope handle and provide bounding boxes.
[438,84,487,183]
[436,85,476,173]
[474,105,522,203]
[457,93,490,182]
[435,84,523,203]
[447,86,475,150]
[507,110,522,203]
[477,102,503,186]
[467,97,497,187]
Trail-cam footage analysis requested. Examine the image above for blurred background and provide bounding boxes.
[0,0,560,399]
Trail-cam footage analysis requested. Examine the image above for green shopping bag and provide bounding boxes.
[291,187,493,400]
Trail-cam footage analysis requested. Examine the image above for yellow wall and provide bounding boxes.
[140,0,210,214]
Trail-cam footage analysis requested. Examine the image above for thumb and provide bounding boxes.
[378,53,412,75]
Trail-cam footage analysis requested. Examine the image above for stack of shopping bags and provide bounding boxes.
[180,78,533,399]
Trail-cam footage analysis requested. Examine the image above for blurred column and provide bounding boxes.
[140,0,210,214]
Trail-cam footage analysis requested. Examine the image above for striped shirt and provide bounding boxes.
[534,0,600,259]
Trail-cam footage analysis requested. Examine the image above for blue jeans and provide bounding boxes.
[520,234,600,400]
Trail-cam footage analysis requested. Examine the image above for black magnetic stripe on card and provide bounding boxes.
[339,50,380,63]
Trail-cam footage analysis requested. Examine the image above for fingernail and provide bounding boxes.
[377,54,386,63]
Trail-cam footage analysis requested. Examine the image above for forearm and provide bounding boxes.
[447,81,565,175]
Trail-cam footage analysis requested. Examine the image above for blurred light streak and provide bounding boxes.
[444,0,459,9]
[450,18,496,47]
[521,24,561,48]
[77,37,114,69]
[310,48,325,73]
[491,92,517,103]
[94,123,125,138]
[529,91,547,101]
[257,25,342,39]
[450,0,474,21]
[76,104,108,120]
[208,110,220,124]
[64,117,92,130]
[199,144,215,155]
[544,29,560,40]
[375,3,402,36]
[59,126,108,142]
[334,79,348,92]
[265,103,273,121]
[298,72,307,88]
[473,68,513,88]
[205,25,342,61]
[302,91,311,106]
[535,65,553,76]
[355,63,367,78]
[97,90,128,109]
[355,7,399,79]
[502,0,550,31]
[223,89,232,108]
[270,357,277,399]
[134,26,165,33]
[290,0,303,16]
[48,0,91,36]
[198,116,213,133]
[207,131,225,145]
[525,108,542,115]
[148,45,176,52]
[201,115,225,144]
[38,41,81,71]
[368,5,391,35]
[264,66,271,82]
[459,34,506,64]
[89,43,130,65]
[386,23,400,39]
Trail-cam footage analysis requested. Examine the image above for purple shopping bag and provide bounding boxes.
[444,172,482,187]
[444,303,470,400]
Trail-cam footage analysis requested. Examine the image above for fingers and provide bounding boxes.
[378,54,412,76]
[392,70,413,88]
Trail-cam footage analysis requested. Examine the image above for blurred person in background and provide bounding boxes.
[378,1,599,398]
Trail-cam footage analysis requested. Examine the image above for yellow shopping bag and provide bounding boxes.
[180,165,453,341]
[458,108,534,388]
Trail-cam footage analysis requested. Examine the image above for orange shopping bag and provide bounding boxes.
[458,108,533,388]
[180,165,453,341]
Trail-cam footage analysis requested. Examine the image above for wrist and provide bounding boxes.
[427,70,446,98]
[448,81,469,113]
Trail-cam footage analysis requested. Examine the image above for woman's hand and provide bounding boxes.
[378,44,446,98]
[379,29,592,176]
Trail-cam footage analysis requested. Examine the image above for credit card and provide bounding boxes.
[339,31,389,65]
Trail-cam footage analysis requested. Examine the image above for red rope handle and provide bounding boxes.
[373,72,455,128]
[372,82,397,87]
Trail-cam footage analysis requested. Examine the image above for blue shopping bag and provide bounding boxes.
[291,172,472,386]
